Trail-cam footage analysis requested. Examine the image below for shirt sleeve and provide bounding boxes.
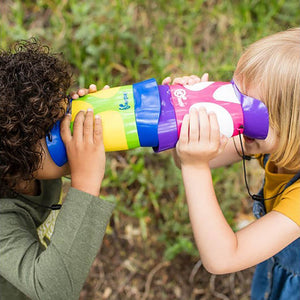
[0,187,115,300]
[272,184,300,227]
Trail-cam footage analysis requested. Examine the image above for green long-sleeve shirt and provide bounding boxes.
[0,179,115,300]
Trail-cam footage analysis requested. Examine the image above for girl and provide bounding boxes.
[168,28,300,299]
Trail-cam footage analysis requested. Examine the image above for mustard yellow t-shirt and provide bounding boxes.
[258,156,300,226]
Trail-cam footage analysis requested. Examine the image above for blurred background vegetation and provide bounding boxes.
[1,0,299,263]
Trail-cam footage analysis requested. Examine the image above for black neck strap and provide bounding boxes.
[237,132,300,202]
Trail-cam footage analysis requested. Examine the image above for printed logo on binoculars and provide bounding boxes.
[174,89,187,107]
[119,92,131,110]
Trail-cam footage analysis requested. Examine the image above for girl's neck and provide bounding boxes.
[277,166,298,175]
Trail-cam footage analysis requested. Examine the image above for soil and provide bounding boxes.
[79,213,255,300]
[77,159,263,300]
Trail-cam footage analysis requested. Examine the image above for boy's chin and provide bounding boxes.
[34,163,70,180]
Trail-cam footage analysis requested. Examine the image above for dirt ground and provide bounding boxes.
[77,160,263,300]
[79,213,255,300]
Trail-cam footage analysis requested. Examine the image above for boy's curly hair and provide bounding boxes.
[0,38,72,194]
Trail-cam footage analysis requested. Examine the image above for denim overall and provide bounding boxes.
[251,155,300,300]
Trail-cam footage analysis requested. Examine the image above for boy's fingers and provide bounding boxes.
[83,109,94,143]
[70,92,79,100]
[60,114,72,143]
[94,114,103,144]
[89,84,97,93]
[72,110,85,142]
[77,88,89,97]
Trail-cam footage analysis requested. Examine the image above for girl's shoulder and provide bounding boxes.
[272,179,300,227]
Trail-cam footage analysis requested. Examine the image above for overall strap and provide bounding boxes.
[253,154,300,218]
[284,172,300,190]
[262,154,270,168]
[261,154,300,195]
[264,154,300,189]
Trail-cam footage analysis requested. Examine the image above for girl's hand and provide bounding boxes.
[163,74,210,168]
[162,73,209,86]
[60,110,105,197]
[176,107,228,169]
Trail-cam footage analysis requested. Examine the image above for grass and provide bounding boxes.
[1,0,299,259]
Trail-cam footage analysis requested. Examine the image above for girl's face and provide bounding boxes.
[235,80,280,155]
[33,138,70,180]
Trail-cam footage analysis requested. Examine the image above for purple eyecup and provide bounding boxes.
[231,80,269,139]
[153,85,178,152]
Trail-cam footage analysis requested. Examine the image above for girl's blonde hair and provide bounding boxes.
[234,28,300,172]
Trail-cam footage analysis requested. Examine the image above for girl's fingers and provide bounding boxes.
[172,77,184,85]
[189,108,200,143]
[162,77,171,85]
[201,73,209,82]
[179,114,190,144]
[190,75,201,81]
[188,75,201,85]
[60,114,72,143]
[198,107,210,143]
[208,112,220,146]
[219,134,229,152]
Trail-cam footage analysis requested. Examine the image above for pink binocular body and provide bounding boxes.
[46,78,269,166]
[162,82,244,147]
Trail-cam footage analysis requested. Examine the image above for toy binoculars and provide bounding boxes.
[46,78,269,166]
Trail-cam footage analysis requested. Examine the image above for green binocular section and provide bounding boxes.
[71,85,140,151]
[46,78,163,166]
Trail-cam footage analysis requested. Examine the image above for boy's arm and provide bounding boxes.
[0,190,115,300]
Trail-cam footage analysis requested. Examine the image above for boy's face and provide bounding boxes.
[33,138,70,180]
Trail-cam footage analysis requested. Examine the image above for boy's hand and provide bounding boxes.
[176,107,228,169]
[70,84,110,99]
[60,109,105,197]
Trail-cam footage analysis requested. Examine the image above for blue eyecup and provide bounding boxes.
[45,120,67,167]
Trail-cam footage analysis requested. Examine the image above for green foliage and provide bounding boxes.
[1,0,299,259]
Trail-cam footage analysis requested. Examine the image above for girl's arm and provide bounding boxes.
[177,107,300,274]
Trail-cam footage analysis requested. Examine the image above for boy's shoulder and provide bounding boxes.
[0,179,62,225]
